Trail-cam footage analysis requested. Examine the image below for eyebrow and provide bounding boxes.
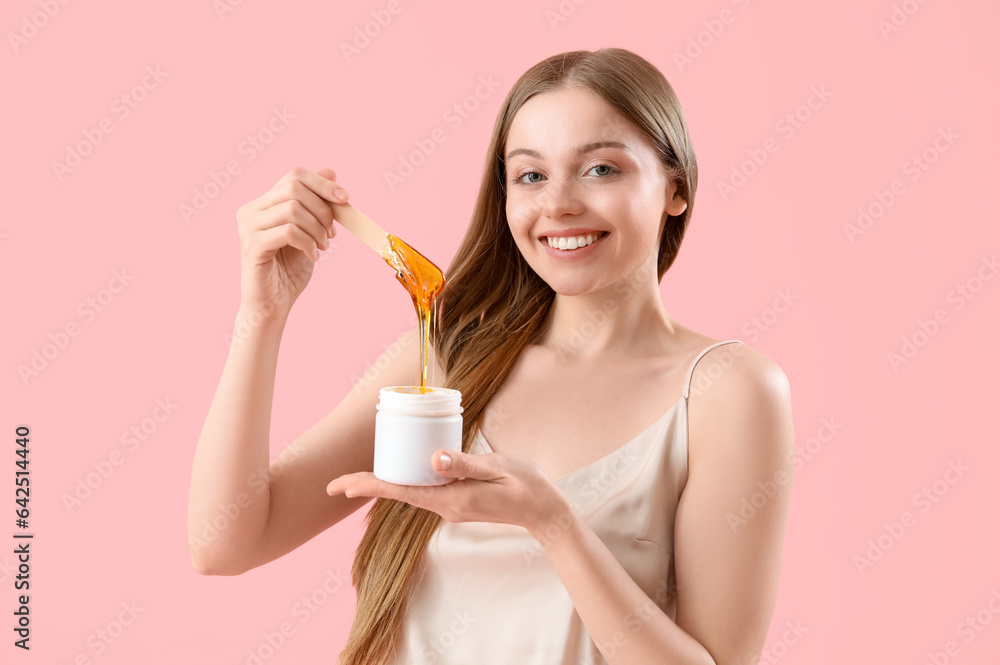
[505,141,632,160]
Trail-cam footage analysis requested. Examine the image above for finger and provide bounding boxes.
[326,473,360,495]
[254,220,323,262]
[317,169,350,215]
[253,199,330,253]
[275,166,349,206]
[257,178,336,239]
[317,168,349,204]
[433,450,499,480]
[255,175,334,220]
[328,473,413,502]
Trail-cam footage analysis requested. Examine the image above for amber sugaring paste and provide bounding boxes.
[379,233,445,392]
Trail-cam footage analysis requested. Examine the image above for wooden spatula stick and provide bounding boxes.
[330,202,390,256]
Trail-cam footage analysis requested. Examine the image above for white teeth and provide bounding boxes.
[547,233,602,250]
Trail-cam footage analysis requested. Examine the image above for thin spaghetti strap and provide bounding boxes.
[682,340,744,399]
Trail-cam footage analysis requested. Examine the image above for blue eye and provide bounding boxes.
[512,164,618,185]
[588,164,617,176]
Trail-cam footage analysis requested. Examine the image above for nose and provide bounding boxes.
[538,176,585,220]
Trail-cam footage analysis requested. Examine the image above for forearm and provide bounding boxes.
[187,303,289,572]
[532,512,715,665]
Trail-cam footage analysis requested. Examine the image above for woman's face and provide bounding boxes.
[504,85,687,296]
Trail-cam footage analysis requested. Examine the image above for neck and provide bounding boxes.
[536,259,679,360]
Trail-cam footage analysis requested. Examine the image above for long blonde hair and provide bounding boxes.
[338,47,698,664]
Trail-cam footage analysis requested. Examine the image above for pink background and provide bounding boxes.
[3,0,998,662]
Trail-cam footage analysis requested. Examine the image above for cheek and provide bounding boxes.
[593,186,656,228]
[504,203,529,246]
[595,188,663,258]
[505,196,535,231]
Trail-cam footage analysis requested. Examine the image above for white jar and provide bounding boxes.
[373,386,464,486]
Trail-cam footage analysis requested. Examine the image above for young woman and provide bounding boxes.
[188,48,794,665]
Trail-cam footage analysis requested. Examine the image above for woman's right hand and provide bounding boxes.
[236,166,349,316]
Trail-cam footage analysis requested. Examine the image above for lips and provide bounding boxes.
[539,229,607,239]
[538,230,607,249]
[538,230,609,257]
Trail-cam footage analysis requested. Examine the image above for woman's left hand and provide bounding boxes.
[326,450,570,536]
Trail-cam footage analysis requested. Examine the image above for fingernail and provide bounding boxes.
[334,187,348,201]
[438,452,452,470]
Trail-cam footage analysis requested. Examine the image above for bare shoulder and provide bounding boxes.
[686,341,794,468]
[686,339,789,401]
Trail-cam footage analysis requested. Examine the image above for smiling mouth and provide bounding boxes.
[542,231,608,250]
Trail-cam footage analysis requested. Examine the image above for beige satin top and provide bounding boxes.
[389,340,745,664]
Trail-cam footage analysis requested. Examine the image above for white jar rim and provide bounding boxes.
[376,386,464,417]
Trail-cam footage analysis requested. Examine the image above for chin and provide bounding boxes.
[542,276,606,297]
